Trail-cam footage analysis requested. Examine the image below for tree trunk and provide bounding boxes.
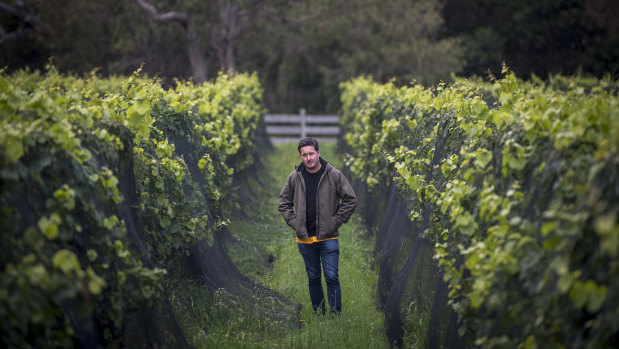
[134,0,208,82]
[223,39,235,73]
[212,0,238,73]
[186,27,208,83]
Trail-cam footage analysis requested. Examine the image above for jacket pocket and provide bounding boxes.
[288,214,298,230]
[330,216,342,234]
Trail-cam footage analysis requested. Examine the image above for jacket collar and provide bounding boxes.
[296,157,329,173]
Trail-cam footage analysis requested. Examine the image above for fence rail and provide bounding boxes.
[264,109,340,144]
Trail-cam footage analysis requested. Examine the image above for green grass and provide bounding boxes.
[187,142,390,348]
[261,215,387,348]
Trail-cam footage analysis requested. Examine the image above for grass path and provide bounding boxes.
[226,143,389,348]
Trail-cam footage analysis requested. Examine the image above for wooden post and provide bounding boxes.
[300,108,307,139]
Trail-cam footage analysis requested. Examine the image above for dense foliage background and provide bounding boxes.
[1,0,616,113]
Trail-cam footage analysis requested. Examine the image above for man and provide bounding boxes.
[278,137,357,314]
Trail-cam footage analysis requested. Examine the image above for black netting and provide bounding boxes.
[350,177,463,348]
[343,116,465,348]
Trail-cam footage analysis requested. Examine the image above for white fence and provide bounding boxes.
[264,109,341,144]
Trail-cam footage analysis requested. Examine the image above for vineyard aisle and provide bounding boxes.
[226,142,389,348]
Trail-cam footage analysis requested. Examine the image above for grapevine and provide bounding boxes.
[0,66,265,346]
[341,68,618,348]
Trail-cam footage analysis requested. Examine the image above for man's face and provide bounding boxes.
[299,145,320,172]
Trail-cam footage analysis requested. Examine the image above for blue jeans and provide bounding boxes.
[297,239,341,314]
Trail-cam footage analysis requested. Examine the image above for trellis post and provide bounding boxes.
[300,108,307,138]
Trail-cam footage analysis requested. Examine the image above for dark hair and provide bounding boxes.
[298,137,319,153]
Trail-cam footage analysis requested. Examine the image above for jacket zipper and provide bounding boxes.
[297,171,306,236]
[315,165,328,239]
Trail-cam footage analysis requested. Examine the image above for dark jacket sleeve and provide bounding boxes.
[278,172,296,225]
[334,170,357,226]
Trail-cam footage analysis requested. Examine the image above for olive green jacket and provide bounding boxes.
[278,159,357,240]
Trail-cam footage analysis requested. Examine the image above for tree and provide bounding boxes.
[134,0,302,82]
[441,0,619,78]
[0,0,51,45]
[246,0,463,112]
[0,0,135,74]
[209,0,264,73]
[134,0,208,82]
[582,0,619,76]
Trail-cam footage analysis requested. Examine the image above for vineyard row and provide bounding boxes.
[340,69,618,348]
[0,66,265,347]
